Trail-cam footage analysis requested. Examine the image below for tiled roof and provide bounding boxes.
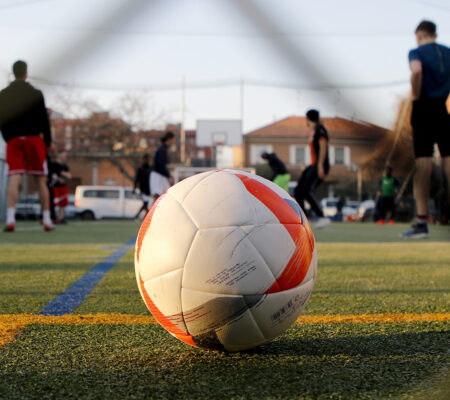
[245,116,388,139]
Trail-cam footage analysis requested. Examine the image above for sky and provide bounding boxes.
[0,0,449,133]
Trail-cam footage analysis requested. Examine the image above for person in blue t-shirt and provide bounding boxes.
[402,20,450,238]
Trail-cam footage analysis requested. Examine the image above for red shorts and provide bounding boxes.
[53,186,69,207]
[6,136,47,176]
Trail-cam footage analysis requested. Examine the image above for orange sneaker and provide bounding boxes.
[3,224,15,232]
[44,225,55,232]
[376,220,385,225]
[389,220,395,225]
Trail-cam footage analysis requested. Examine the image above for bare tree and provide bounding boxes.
[49,88,171,183]
[111,91,168,131]
[362,98,415,180]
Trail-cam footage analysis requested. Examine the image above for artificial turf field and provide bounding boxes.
[0,221,449,399]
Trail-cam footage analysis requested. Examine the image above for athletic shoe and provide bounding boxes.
[3,224,15,232]
[401,223,429,239]
[58,219,67,225]
[44,224,55,232]
[315,217,331,229]
[389,220,395,225]
[376,220,385,225]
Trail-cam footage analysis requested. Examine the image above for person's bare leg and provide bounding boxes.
[36,175,50,211]
[414,157,433,217]
[7,174,22,208]
[58,206,65,221]
[5,174,22,227]
[36,175,53,229]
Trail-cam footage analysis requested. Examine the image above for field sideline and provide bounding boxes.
[0,221,449,399]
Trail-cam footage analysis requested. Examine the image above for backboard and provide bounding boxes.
[196,120,242,147]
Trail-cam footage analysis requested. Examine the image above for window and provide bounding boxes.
[103,179,117,186]
[335,147,345,165]
[295,147,305,164]
[329,146,350,166]
[102,190,120,199]
[125,190,139,200]
[250,144,273,165]
[289,145,310,166]
[83,190,98,198]
[83,190,119,199]
[64,126,72,138]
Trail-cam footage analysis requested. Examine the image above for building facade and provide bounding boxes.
[49,112,215,192]
[245,116,388,177]
[244,116,389,198]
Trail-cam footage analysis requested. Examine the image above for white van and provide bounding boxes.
[74,186,146,220]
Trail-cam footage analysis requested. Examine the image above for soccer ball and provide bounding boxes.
[135,170,316,352]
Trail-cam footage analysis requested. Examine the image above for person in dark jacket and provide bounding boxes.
[260,151,291,191]
[0,60,54,232]
[133,153,152,219]
[150,131,175,199]
[294,109,331,229]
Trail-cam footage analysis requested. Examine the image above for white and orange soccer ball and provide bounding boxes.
[135,170,317,352]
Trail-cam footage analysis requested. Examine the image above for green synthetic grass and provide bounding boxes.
[0,245,112,314]
[77,243,450,316]
[313,222,450,242]
[0,220,140,245]
[0,322,448,399]
[1,221,449,399]
[2,220,449,245]
[306,242,450,315]
[75,253,147,315]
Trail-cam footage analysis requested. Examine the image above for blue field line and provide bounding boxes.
[39,237,136,316]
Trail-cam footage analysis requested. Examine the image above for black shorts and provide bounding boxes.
[411,98,449,158]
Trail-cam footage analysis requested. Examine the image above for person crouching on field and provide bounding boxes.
[51,150,71,224]
[294,109,331,229]
[260,151,291,192]
[150,131,175,200]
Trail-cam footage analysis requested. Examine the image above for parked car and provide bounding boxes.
[74,186,146,220]
[64,195,78,220]
[15,195,41,220]
[342,201,360,220]
[357,200,376,222]
[320,198,340,218]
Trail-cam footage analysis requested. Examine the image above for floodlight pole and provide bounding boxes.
[180,75,186,164]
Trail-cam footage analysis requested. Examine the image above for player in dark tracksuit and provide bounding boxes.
[50,150,71,224]
[294,109,331,228]
[150,131,175,199]
[402,20,450,238]
[133,154,152,219]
